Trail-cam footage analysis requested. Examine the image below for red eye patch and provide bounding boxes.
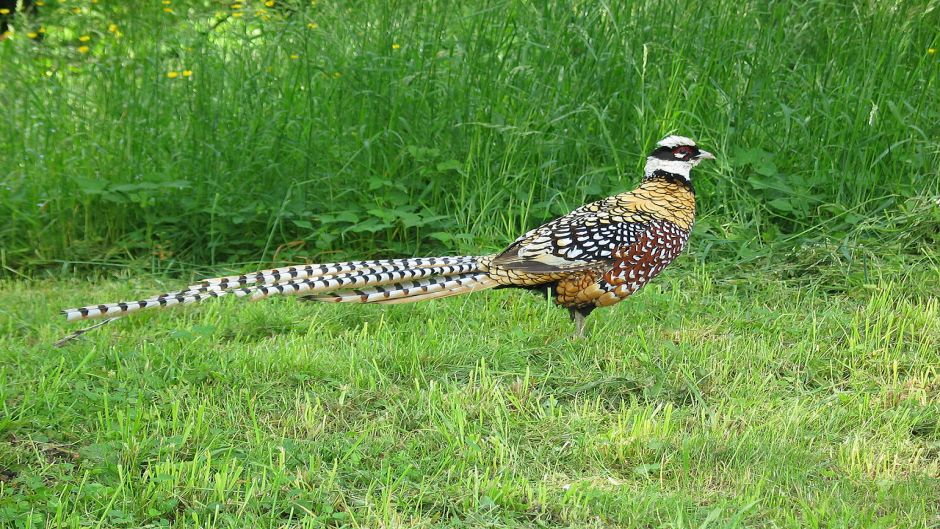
[672,146,693,159]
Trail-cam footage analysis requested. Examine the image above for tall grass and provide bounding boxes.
[1,0,938,274]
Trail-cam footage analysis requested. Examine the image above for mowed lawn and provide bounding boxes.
[1,0,939,527]
[2,265,938,528]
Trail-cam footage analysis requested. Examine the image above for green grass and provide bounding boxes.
[2,264,939,527]
[1,0,938,271]
[2,1,940,527]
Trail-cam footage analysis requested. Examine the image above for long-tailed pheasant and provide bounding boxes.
[60,135,714,340]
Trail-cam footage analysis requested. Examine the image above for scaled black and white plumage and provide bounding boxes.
[59,135,714,342]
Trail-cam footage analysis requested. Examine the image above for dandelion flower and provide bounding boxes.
[290,53,299,59]
[307,22,318,29]
[231,3,243,8]
[929,48,937,55]
[265,0,275,6]
[0,9,9,15]
[71,7,81,14]
[231,11,243,17]
[78,45,90,53]
[163,7,173,13]
[162,0,171,3]
[27,32,38,39]
[79,35,90,42]
[167,71,179,78]
[392,43,400,49]
[38,26,46,33]
[182,70,192,77]
[108,24,118,33]
[35,1,45,6]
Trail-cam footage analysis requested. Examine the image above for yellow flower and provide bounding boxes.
[71,7,80,14]
[79,35,91,42]
[78,45,90,53]
[231,3,242,8]
[307,22,318,29]
[929,48,937,55]
[108,24,118,33]
[35,1,45,6]
[392,43,400,49]
[290,53,299,60]
[333,71,341,78]
[27,32,38,39]
[167,71,179,78]
[231,11,242,17]
[0,9,9,15]
[163,7,173,12]
[265,0,275,6]
[162,0,171,3]
[38,26,46,33]
[182,70,192,77]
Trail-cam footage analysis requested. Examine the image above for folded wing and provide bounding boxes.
[491,196,655,273]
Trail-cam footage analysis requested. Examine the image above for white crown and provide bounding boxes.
[656,135,697,148]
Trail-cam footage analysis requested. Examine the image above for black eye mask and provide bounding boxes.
[651,145,699,161]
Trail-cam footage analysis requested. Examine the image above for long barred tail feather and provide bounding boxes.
[53,317,120,348]
[182,256,477,293]
[304,273,498,304]
[134,256,480,302]
[61,255,495,323]
[375,274,499,304]
[61,288,237,322]
[246,263,479,301]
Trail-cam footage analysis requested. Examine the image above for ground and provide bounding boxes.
[1,1,938,526]
[2,264,937,528]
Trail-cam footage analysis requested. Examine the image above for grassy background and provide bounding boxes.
[1,0,939,527]
[1,0,938,272]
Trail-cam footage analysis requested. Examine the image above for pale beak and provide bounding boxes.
[698,150,715,160]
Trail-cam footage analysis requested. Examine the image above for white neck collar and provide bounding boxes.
[645,157,692,181]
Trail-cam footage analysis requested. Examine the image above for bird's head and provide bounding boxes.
[644,135,715,183]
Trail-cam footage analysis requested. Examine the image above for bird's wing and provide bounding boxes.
[492,196,655,274]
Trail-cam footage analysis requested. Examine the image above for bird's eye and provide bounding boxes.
[672,146,693,159]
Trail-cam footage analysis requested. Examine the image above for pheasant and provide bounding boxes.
[59,135,713,341]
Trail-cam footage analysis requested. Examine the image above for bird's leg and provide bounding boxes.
[569,308,587,339]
